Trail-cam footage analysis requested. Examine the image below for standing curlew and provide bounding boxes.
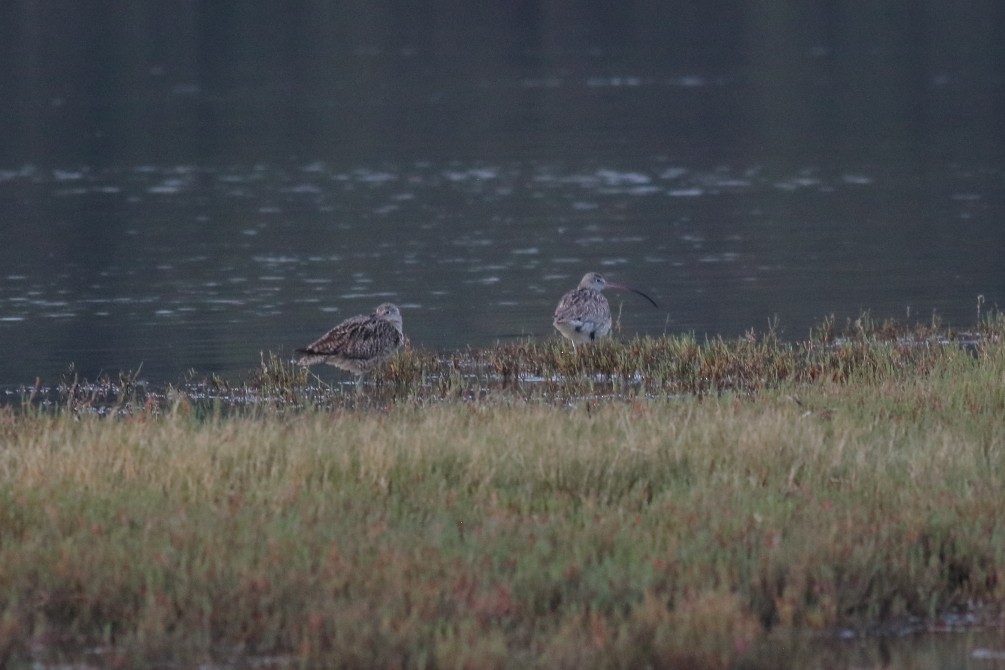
[295,302,405,387]
[553,272,658,349]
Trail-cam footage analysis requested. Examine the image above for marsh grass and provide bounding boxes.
[2,314,1005,667]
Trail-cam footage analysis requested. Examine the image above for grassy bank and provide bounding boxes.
[2,317,1004,667]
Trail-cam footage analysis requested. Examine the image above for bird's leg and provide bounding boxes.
[306,368,332,392]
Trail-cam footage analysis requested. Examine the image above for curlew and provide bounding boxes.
[295,302,405,387]
[553,272,658,349]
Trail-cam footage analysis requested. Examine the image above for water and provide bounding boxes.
[1,2,1003,385]
[811,626,1005,669]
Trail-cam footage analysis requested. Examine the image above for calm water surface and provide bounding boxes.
[1,2,1003,384]
[2,157,1000,386]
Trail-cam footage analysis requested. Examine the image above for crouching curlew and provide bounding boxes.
[295,302,405,387]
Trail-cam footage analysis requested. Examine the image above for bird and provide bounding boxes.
[294,302,405,387]
[553,272,658,349]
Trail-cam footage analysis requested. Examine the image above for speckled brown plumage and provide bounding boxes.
[553,272,657,348]
[295,303,404,376]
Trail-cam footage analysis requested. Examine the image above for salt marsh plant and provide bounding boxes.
[1,314,1004,667]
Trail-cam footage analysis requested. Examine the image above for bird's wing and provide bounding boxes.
[553,289,609,323]
[311,318,404,362]
[297,314,374,355]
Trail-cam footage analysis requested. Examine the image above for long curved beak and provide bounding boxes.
[607,283,659,308]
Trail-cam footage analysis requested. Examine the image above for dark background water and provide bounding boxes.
[1,1,1004,385]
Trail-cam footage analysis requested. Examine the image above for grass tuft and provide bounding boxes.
[2,314,1005,666]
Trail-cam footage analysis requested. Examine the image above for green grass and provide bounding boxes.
[2,315,1004,668]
